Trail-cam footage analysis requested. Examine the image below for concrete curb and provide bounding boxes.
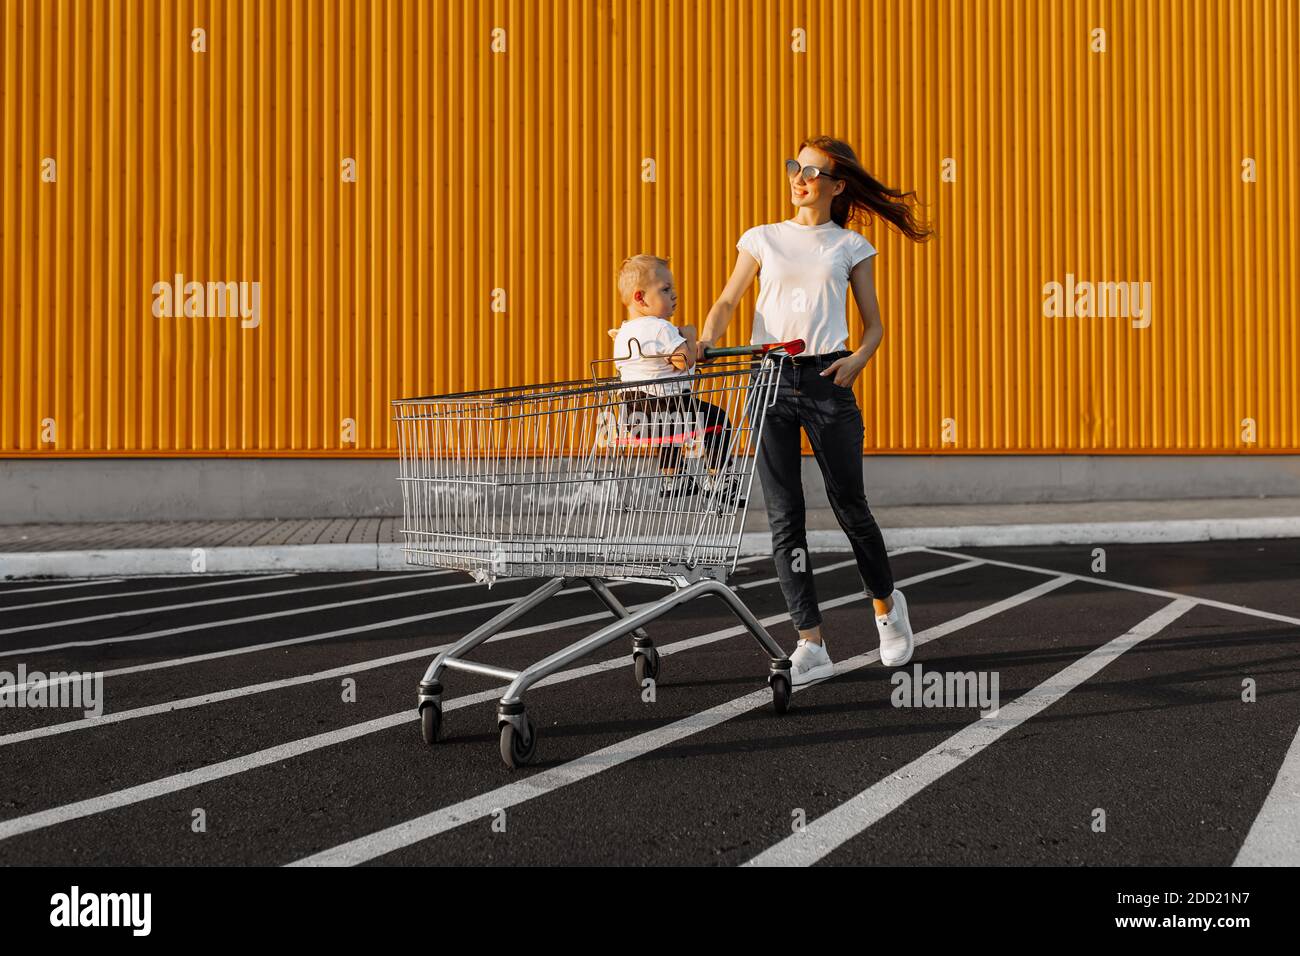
[872,516,1300,549]
[2,516,1298,580]
[0,544,396,580]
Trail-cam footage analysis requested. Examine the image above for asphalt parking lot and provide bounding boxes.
[1,538,1297,866]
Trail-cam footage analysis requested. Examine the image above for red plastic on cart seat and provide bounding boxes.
[613,423,724,448]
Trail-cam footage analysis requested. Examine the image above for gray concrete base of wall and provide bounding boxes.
[2,455,1297,524]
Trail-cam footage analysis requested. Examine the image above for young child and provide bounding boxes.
[609,255,738,502]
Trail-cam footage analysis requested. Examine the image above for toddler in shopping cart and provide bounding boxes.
[608,254,740,503]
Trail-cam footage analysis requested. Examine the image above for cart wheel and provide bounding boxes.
[771,674,791,714]
[634,648,660,685]
[420,702,442,745]
[500,716,538,769]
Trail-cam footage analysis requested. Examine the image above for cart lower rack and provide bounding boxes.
[392,341,802,768]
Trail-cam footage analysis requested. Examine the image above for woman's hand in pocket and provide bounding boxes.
[821,352,867,388]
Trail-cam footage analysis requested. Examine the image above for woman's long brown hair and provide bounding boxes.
[800,135,933,242]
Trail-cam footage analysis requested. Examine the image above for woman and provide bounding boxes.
[698,135,932,685]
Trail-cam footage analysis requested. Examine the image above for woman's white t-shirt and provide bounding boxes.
[736,219,877,355]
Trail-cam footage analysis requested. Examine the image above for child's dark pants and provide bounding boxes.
[620,390,733,472]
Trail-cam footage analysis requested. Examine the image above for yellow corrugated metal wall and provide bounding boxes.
[1,0,1295,456]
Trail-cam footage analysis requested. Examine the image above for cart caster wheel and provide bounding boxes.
[634,648,660,684]
[420,702,442,745]
[771,674,791,714]
[500,716,537,769]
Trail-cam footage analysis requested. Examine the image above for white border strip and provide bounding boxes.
[882,516,1300,548]
[0,544,392,580]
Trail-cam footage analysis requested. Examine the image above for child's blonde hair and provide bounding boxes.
[617,254,670,306]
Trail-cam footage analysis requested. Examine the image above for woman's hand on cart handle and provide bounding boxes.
[701,339,806,360]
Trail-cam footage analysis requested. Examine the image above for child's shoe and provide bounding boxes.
[700,472,743,508]
[657,474,701,499]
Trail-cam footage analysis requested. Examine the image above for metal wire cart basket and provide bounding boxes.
[392,339,804,768]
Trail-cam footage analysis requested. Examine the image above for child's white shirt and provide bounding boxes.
[609,317,690,395]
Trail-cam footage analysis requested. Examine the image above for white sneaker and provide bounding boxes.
[789,638,834,686]
[875,588,914,667]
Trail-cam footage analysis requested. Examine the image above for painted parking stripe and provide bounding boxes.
[0,572,538,659]
[0,578,128,596]
[0,558,974,844]
[0,580,616,692]
[745,597,1197,866]
[0,570,452,636]
[919,546,1300,626]
[0,555,913,743]
[1234,722,1300,866]
[0,573,296,612]
[288,573,1070,866]
[0,553,780,696]
[0,584,873,843]
[0,555,884,738]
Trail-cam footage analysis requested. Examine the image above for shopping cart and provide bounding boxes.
[392,338,805,768]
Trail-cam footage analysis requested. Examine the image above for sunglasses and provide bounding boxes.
[785,158,840,182]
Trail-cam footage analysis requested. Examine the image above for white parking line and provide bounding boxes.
[1234,722,1300,866]
[0,573,296,612]
[0,553,777,696]
[0,555,872,739]
[0,557,974,845]
[0,578,128,596]
[0,581,606,692]
[0,573,535,660]
[919,546,1300,626]
[745,597,1196,866]
[289,574,1071,866]
[0,570,451,637]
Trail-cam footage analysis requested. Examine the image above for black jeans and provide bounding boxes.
[755,354,895,630]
